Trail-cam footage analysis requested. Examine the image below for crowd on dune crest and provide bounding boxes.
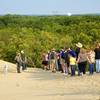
[41,42,100,76]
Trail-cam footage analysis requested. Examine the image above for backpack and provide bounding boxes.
[50,52,55,59]
[61,51,65,59]
[64,51,69,61]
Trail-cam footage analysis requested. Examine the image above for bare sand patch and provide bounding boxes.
[0,60,100,100]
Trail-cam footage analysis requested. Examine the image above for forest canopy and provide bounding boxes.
[0,15,100,67]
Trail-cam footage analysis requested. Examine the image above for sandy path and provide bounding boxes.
[0,60,100,100]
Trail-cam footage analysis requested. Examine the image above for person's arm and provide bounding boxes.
[76,54,80,64]
[87,54,91,63]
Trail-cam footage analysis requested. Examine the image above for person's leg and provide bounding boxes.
[66,62,70,74]
[22,62,25,70]
[82,62,87,74]
[49,60,52,70]
[52,60,56,72]
[83,66,85,74]
[78,63,81,76]
[24,63,27,70]
[73,65,76,75]
[47,59,50,70]
[92,63,94,74]
[46,62,49,70]
[65,63,68,74]
[99,60,100,72]
[89,64,93,74]
[71,65,75,76]
[51,60,53,72]
[96,60,99,73]
[57,59,60,71]
[71,66,72,76]
[44,65,47,70]
[55,59,59,71]
[17,63,21,73]
[72,65,75,76]
[61,59,65,73]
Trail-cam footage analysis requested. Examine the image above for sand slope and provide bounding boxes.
[0,60,100,100]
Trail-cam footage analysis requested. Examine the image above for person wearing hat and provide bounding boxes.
[75,42,83,76]
[21,50,27,70]
[15,52,22,73]
[50,48,56,72]
[76,42,83,48]
[76,48,87,75]
[75,42,83,58]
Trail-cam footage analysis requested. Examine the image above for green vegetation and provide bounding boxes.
[0,15,100,67]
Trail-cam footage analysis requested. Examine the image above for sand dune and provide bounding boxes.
[0,60,100,100]
[0,60,16,73]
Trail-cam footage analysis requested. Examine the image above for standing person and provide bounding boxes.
[15,52,22,73]
[94,43,100,73]
[60,48,65,73]
[75,42,83,76]
[64,47,70,75]
[42,53,49,70]
[69,50,76,76]
[21,50,27,70]
[50,48,56,72]
[87,48,95,75]
[55,51,60,71]
[77,48,87,76]
[47,51,51,70]
[56,51,62,71]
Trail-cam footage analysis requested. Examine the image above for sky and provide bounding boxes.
[0,0,100,15]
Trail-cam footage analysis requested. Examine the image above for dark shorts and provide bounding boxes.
[42,61,48,66]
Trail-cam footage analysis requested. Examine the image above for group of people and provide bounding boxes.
[15,50,27,73]
[42,42,100,76]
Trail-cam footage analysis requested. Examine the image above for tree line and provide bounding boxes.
[0,14,100,67]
